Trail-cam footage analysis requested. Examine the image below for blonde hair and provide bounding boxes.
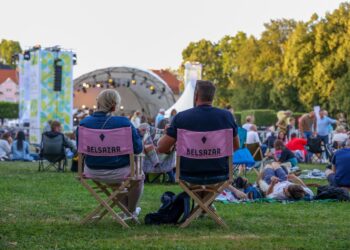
[96,89,121,113]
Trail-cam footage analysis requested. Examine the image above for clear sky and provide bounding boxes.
[0,0,345,77]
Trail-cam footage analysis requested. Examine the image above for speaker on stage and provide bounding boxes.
[54,58,63,91]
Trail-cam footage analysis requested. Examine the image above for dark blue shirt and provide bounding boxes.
[167,105,238,183]
[331,148,350,187]
[77,112,142,170]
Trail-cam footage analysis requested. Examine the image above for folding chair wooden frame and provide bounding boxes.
[244,143,264,175]
[77,147,143,228]
[175,155,233,229]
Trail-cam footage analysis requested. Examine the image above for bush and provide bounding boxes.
[0,101,19,123]
[234,112,242,126]
[241,109,276,128]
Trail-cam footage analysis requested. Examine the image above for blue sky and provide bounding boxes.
[0,0,345,77]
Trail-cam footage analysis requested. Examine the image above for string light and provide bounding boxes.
[96,83,101,88]
[82,105,86,109]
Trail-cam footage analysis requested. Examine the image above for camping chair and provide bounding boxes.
[38,132,67,172]
[238,127,247,149]
[232,147,255,176]
[76,126,143,228]
[176,128,233,228]
[244,142,264,174]
[306,137,326,163]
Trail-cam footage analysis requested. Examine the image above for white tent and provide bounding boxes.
[165,62,202,116]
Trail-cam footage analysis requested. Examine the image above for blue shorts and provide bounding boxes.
[263,168,287,185]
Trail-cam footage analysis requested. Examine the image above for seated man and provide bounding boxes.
[246,125,261,145]
[259,162,314,200]
[41,120,77,160]
[157,80,239,184]
[326,139,350,189]
[78,89,143,216]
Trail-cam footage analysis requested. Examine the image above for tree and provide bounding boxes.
[0,102,19,125]
[0,39,22,67]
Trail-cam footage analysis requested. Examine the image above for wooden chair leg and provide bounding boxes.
[179,181,229,228]
[80,180,129,228]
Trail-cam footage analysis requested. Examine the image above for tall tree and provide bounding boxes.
[0,39,22,67]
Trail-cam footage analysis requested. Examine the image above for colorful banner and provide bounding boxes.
[18,48,74,144]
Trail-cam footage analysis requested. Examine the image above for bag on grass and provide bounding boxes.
[315,185,350,201]
[145,191,192,225]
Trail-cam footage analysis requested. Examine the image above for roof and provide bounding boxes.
[0,69,18,84]
[151,69,180,95]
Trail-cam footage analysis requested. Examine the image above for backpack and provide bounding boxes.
[306,137,324,154]
[145,191,192,225]
[315,185,350,201]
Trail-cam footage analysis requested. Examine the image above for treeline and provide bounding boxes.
[180,2,350,115]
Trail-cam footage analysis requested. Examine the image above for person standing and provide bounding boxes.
[276,110,292,134]
[298,111,317,140]
[317,109,337,146]
[131,110,142,128]
[242,116,254,131]
[155,109,165,128]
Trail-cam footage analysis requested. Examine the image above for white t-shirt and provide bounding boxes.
[0,139,11,158]
[332,133,348,143]
[242,123,253,131]
[246,131,261,145]
[131,117,141,128]
[267,181,314,200]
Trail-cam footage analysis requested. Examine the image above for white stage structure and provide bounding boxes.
[165,62,202,116]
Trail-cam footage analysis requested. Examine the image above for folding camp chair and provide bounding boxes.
[244,142,264,174]
[38,132,67,172]
[176,128,233,228]
[306,137,327,163]
[76,126,143,228]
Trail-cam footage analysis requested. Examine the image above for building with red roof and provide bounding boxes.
[151,69,181,98]
[0,67,19,103]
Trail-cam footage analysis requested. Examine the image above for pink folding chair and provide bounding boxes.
[77,126,143,228]
[176,128,234,228]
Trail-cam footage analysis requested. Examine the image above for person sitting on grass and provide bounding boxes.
[0,132,12,161]
[11,131,38,161]
[286,133,307,162]
[325,139,350,190]
[259,162,314,200]
[269,139,298,168]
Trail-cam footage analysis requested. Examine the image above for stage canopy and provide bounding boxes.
[74,66,176,117]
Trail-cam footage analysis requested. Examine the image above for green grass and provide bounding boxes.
[1,162,349,250]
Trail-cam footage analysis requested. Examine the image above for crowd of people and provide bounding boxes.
[1,80,350,218]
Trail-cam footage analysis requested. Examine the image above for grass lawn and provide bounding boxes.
[1,162,349,250]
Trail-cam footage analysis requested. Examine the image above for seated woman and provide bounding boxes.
[11,131,38,161]
[271,139,298,167]
[0,132,12,161]
[332,126,349,148]
[259,162,313,200]
[140,119,176,183]
[78,89,143,216]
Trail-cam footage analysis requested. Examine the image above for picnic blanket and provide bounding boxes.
[215,188,337,204]
[299,169,327,180]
